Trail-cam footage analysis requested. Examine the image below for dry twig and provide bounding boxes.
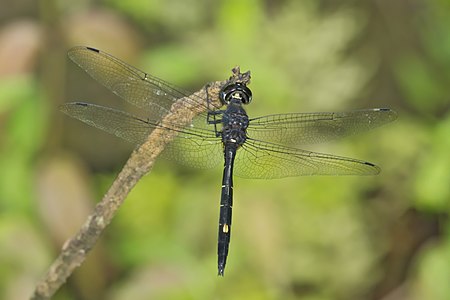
[30,67,251,299]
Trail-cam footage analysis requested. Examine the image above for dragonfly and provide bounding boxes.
[61,46,397,276]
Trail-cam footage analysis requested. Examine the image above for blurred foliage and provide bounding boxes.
[414,115,450,211]
[0,0,449,299]
[0,76,46,213]
[0,75,50,299]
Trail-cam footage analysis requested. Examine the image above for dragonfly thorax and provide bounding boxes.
[221,104,249,146]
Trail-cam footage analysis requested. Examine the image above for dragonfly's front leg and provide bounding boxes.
[204,83,225,137]
[207,110,224,137]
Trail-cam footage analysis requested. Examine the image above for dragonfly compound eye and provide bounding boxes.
[219,83,252,105]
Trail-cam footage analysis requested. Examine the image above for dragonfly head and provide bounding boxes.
[219,82,252,105]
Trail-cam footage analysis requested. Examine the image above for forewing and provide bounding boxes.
[247,108,397,146]
[68,46,217,121]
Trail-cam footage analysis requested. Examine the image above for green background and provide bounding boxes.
[1,0,449,299]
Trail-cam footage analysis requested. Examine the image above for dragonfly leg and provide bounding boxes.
[205,83,224,136]
[207,110,224,138]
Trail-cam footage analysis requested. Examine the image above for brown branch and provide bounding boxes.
[30,67,251,299]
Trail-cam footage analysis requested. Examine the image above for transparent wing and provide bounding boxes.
[247,108,397,146]
[159,109,223,169]
[60,102,223,169]
[61,102,385,176]
[60,102,154,145]
[234,138,380,179]
[68,46,221,122]
[162,129,223,169]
